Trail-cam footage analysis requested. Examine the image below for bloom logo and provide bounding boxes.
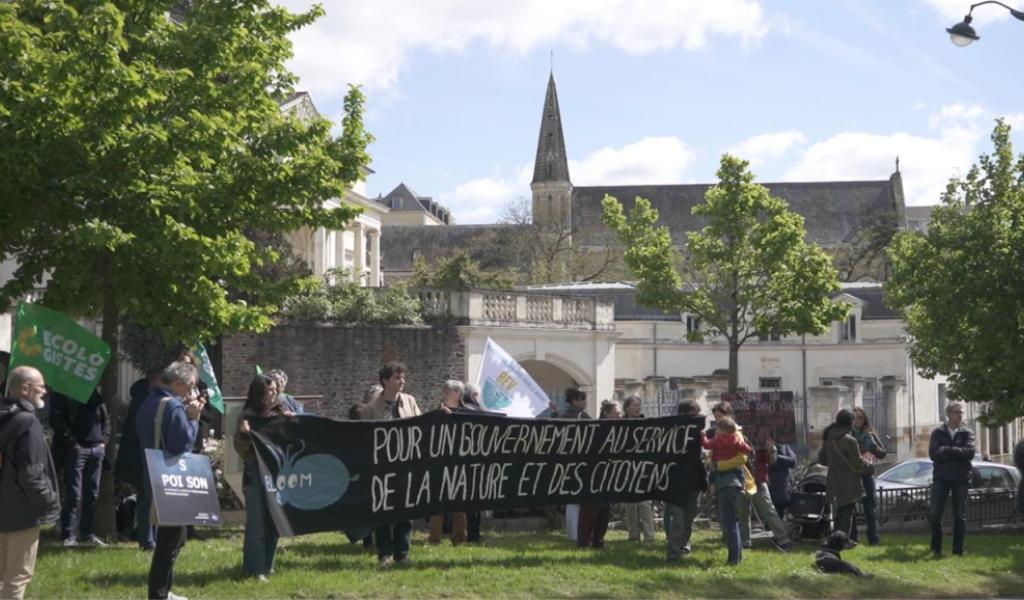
[264,441,358,510]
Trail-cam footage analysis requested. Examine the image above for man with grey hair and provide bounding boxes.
[928,400,975,557]
[267,369,305,415]
[137,361,204,600]
[462,382,482,410]
[0,366,60,599]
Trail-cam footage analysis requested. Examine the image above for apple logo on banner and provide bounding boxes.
[265,441,358,510]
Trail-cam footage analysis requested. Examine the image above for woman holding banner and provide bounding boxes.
[622,396,656,543]
[234,374,293,581]
[428,380,469,545]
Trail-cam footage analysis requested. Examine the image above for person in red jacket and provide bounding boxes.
[700,417,751,461]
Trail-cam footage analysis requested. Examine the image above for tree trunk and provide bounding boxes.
[95,274,120,538]
[727,341,739,393]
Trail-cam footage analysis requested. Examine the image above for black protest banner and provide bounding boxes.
[721,391,797,444]
[250,411,706,536]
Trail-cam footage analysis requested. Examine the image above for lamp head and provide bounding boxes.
[947,14,979,46]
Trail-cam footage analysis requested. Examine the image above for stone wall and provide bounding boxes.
[221,323,466,419]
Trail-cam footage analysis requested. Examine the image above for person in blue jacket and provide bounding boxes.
[136,361,204,600]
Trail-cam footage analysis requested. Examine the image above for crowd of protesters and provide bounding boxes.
[2,352,1024,599]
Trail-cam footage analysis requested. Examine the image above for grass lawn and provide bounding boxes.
[29,526,1024,598]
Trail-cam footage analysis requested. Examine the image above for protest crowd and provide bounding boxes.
[1,349,1024,600]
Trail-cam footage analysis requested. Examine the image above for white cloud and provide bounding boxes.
[444,177,519,224]
[927,103,984,130]
[570,136,695,185]
[275,0,769,101]
[1005,112,1024,131]
[784,105,987,206]
[441,136,694,223]
[726,130,807,167]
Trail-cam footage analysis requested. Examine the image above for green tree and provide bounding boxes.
[887,120,1024,424]
[411,251,514,291]
[0,1,372,395]
[602,154,848,392]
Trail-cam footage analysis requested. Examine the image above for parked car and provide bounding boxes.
[875,458,1021,491]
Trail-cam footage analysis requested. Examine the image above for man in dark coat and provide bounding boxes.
[768,443,798,518]
[928,401,975,557]
[116,368,162,550]
[136,361,203,600]
[51,390,109,547]
[0,366,61,599]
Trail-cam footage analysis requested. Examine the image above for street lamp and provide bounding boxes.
[947,1,1024,46]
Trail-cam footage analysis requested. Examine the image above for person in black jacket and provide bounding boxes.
[115,367,163,550]
[0,366,60,599]
[768,443,797,518]
[928,401,975,557]
[51,390,109,547]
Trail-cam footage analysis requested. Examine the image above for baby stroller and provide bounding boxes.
[787,463,832,539]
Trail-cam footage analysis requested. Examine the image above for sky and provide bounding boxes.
[274,0,1024,224]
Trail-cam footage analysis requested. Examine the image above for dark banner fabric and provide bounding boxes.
[250,411,706,536]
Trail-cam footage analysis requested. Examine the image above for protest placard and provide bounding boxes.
[145,449,222,527]
[721,391,797,444]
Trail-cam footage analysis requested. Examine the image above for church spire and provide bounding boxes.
[531,73,570,185]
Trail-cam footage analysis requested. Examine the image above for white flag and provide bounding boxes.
[475,337,550,418]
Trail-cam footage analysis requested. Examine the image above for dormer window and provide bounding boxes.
[840,315,857,342]
[391,197,402,210]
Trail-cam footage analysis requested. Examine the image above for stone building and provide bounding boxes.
[378,73,906,285]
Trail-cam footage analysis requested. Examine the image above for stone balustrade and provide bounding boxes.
[415,288,615,330]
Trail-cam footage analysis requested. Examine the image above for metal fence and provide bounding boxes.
[873,486,1021,529]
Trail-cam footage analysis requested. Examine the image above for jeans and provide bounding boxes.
[738,483,789,544]
[374,522,412,559]
[60,445,104,540]
[930,480,968,555]
[137,477,155,549]
[243,483,279,576]
[148,526,186,599]
[466,512,482,542]
[834,502,856,538]
[666,491,699,559]
[717,486,743,565]
[625,501,656,542]
[850,475,879,545]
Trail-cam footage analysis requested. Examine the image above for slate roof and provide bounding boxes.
[377,183,451,223]
[573,175,903,247]
[380,224,524,272]
[532,74,571,185]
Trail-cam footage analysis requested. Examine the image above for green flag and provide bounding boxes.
[193,343,224,414]
[9,303,111,404]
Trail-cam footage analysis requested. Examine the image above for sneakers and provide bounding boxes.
[167,592,188,600]
[378,556,394,570]
[83,536,108,547]
[62,538,78,548]
[771,539,794,553]
[395,554,411,567]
